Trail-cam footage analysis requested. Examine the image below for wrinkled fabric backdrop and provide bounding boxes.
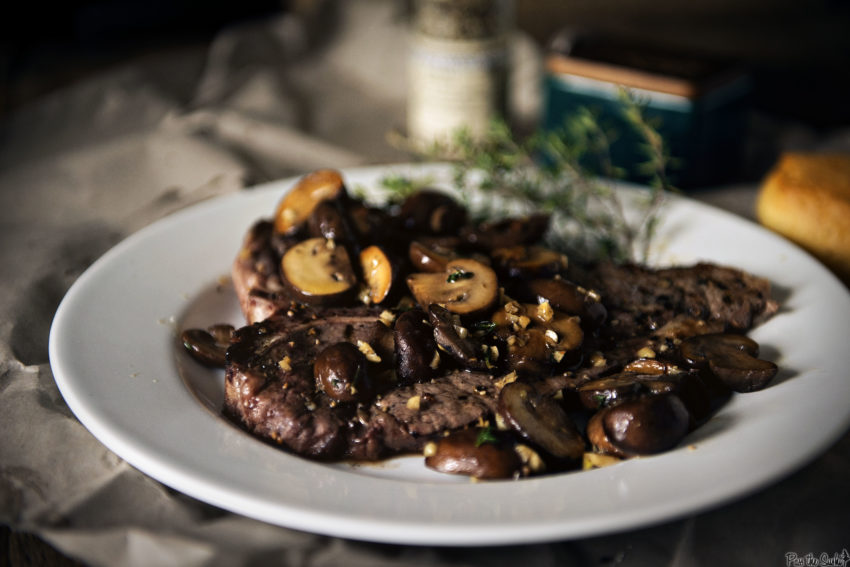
[1,2,848,566]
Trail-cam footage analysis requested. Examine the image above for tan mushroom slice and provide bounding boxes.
[281,237,357,305]
[274,169,346,234]
[679,333,778,393]
[406,258,499,316]
[359,245,396,305]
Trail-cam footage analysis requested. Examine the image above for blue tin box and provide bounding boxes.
[542,34,751,188]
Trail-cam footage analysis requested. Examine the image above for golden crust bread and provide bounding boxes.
[756,152,850,285]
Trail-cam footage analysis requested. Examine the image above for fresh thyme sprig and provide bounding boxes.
[383,88,675,263]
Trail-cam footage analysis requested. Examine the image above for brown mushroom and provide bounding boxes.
[491,301,583,369]
[424,428,521,480]
[679,333,778,393]
[586,394,690,457]
[314,342,374,403]
[515,278,607,329]
[491,245,568,279]
[181,325,234,367]
[408,240,455,273]
[428,304,488,369]
[274,169,347,234]
[497,381,585,461]
[578,374,659,410]
[406,258,499,316]
[398,190,467,235]
[281,237,357,305]
[461,213,550,250]
[393,309,440,384]
[499,327,551,375]
[307,199,355,244]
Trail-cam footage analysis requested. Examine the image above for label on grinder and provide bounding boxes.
[407,34,508,144]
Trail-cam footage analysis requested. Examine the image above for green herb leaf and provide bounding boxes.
[471,320,497,334]
[475,426,499,447]
[382,88,675,264]
[447,270,474,283]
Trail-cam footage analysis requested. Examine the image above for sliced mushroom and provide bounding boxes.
[314,342,373,403]
[428,304,487,369]
[491,301,583,365]
[679,333,778,393]
[274,169,346,234]
[393,309,439,384]
[515,278,607,329]
[359,245,397,305]
[406,258,499,316]
[181,326,233,367]
[587,393,690,457]
[578,374,654,410]
[408,240,455,273]
[461,213,550,250]
[307,199,355,244]
[398,190,467,235]
[424,428,521,480]
[491,245,568,279]
[497,381,585,461]
[499,327,551,375]
[281,237,357,305]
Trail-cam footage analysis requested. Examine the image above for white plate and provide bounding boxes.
[49,164,850,545]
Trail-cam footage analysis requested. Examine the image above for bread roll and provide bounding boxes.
[756,152,850,285]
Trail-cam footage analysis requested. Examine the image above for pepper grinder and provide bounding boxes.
[407,0,513,146]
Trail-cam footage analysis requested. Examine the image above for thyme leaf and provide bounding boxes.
[475,426,499,447]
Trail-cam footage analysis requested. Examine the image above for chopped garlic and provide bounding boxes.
[429,350,441,369]
[536,300,554,323]
[379,310,396,327]
[423,441,438,457]
[356,340,382,363]
[278,356,293,372]
[582,452,622,470]
[636,346,657,359]
[493,371,518,390]
[515,444,546,474]
[406,395,421,410]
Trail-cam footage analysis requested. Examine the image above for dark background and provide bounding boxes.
[2,0,850,127]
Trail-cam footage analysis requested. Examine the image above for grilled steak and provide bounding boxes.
[224,304,500,460]
[211,180,780,469]
[223,259,779,461]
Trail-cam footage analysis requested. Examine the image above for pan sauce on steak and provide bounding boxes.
[185,169,780,479]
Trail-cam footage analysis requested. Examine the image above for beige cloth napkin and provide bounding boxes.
[1,2,848,566]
